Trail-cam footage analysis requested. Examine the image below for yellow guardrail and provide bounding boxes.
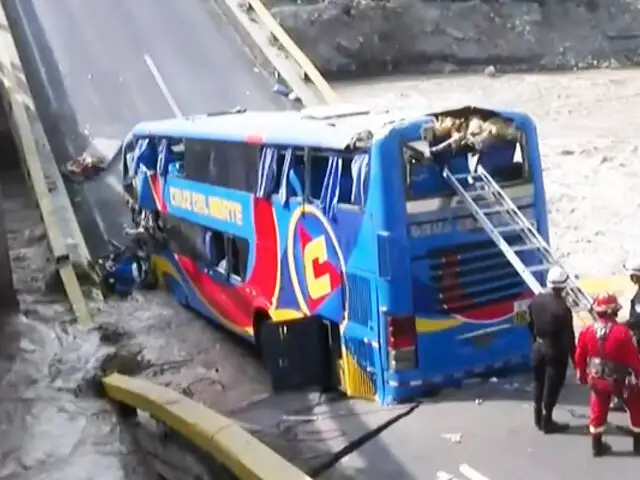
[245,0,339,104]
[0,5,93,324]
[103,373,313,480]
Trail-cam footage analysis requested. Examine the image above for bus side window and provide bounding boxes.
[167,139,185,177]
[308,151,327,200]
[163,216,208,264]
[337,156,353,204]
[257,147,285,198]
[289,149,306,197]
[183,139,260,192]
[270,148,286,193]
[202,228,227,272]
[308,150,354,205]
[228,235,249,280]
[184,139,213,182]
[158,138,185,178]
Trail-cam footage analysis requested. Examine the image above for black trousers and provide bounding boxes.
[532,342,569,414]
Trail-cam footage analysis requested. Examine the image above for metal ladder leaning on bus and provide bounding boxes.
[96,103,640,457]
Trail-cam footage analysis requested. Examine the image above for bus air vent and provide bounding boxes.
[347,274,372,327]
[427,237,526,313]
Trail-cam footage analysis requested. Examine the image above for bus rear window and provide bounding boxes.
[402,135,528,201]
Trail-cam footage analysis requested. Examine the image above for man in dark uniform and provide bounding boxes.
[624,259,640,344]
[608,259,640,412]
[527,266,575,434]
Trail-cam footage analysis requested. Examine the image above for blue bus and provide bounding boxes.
[122,104,548,404]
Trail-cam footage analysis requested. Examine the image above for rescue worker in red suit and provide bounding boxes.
[575,292,640,456]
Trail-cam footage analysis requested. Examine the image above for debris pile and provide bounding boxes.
[62,152,107,182]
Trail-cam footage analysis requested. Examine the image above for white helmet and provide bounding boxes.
[624,258,640,276]
[546,266,569,289]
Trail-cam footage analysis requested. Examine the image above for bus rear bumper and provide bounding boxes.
[380,352,531,405]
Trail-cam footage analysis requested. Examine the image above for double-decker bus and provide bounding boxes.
[122,104,549,404]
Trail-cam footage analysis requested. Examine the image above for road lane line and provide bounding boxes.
[143,53,183,118]
[436,470,460,480]
[459,463,491,480]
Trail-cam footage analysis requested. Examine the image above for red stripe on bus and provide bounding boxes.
[246,135,264,144]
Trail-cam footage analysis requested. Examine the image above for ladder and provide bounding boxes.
[442,165,595,318]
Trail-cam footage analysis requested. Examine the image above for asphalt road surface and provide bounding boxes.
[4,0,287,257]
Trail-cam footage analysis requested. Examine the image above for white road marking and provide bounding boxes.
[436,470,459,480]
[143,53,183,118]
[459,464,491,480]
[437,464,491,480]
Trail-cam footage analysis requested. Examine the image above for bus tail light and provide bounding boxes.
[387,315,417,371]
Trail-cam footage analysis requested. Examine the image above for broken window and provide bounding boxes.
[163,215,249,282]
[183,139,260,193]
[228,235,249,280]
[202,228,227,272]
[402,111,530,200]
[274,147,368,210]
[308,150,356,204]
[163,216,209,264]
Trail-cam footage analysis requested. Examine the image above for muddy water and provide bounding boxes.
[0,170,156,479]
[0,170,147,479]
[0,168,270,476]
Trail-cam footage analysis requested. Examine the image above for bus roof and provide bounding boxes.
[129,104,531,150]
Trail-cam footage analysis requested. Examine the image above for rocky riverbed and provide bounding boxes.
[267,0,640,78]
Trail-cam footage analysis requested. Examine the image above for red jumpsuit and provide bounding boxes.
[575,316,640,435]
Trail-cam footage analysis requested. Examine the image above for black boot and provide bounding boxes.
[542,414,570,434]
[592,434,612,457]
[534,406,543,431]
[633,433,640,454]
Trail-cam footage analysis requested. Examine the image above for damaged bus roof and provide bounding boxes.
[128,104,532,151]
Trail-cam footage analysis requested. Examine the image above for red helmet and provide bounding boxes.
[592,292,621,315]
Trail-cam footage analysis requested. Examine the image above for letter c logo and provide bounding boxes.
[303,235,331,301]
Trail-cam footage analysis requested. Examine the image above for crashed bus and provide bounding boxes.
[121,104,555,404]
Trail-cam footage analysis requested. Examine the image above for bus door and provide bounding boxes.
[304,150,378,400]
[260,315,333,392]
[253,146,333,391]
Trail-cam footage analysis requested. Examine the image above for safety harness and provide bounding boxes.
[588,320,630,381]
